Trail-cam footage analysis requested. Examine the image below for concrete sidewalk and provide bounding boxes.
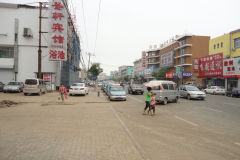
[0,91,143,160]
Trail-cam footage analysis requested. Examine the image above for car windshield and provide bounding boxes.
[8,82,19,85]
[72,83,84,87]
[110,86,124,91]
[186,86,199,91]
[25,79,37,85]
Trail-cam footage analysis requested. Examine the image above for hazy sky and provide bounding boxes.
[1,0,240,75]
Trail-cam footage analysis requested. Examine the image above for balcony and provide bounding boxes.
[147,61,160,65]
[0,58,14,68]
[174,54,192,59]
[147,55,160,58]
[174,64,192,67]
[174,44,192,50]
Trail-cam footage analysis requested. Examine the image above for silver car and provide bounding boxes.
[179,85,206,100]
[3,82,23,93]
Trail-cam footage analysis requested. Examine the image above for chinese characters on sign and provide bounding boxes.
[198,53,223,77]
[142,51,146,68]
[223,57,240,77]
[49,0,67,61]
[166,72,173,78]
[192,58,199,73]
[160,51,174,68]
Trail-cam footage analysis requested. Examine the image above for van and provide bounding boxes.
[150,80,179,105]
[23,78,47,96]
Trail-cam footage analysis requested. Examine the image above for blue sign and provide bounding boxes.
[173,72,178,78]
[182,71,192,78]
[91,76,97,80]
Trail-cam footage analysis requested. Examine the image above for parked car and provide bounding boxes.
[146,80,179,105]
[179,85,206,100]
[106,83,119,96]
[23,78,47,95]
[0,82,4,92]
[69,83,88,96]
[128,84,144,95]
[226,87,240,97]
[204,86,226,95]
[108,85,126,101]
[3,82,23,93]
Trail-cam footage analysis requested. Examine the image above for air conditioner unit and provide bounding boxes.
[232,47,236,51]
[23,28,33,38]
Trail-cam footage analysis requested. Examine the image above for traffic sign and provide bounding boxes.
[176,67,181,73]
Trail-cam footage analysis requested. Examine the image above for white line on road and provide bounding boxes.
[127,95,143,103]
[175,116,198,127]
[110,106,150,160]
[201,106,223,113]
[234,142,240,146]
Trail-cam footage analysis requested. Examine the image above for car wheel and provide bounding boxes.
[141,92,143,95]
[162,98,167,105]
[38,91,42,96]
[24,93,28,96]
[3,91,6,93]
[174,97,178,103]
[202,97,205,100]
[213,92,216,95]
[187,94,191,100]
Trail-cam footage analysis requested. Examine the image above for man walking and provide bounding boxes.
[143,87,152,115]
[59,84,67,102]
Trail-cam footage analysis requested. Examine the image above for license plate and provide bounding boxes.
[75,88,78,90]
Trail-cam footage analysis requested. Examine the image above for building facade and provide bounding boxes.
[0,3,80,89]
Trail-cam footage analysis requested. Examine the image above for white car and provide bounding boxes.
[204,86,226,95]
[69,83,89,96]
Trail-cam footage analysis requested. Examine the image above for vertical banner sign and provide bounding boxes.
[192,58,199,73]
[142,51,146,68]
[198,53,223,77]
[223,57,240,77]
[49,0,67,61]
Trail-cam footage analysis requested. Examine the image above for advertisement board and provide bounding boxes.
[49,0,68,61]
[142,51,146,68]
[166,72,173,78]
[223,57,240,77]
[192,58,199,73]
[160,51,174,68]
[182,71,192,78]
[198,53,223,77]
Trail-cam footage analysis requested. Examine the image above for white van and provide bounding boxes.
[23,78,47,96]
[149,80,179,105]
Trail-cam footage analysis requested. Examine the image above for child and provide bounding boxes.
[150,92,156,115]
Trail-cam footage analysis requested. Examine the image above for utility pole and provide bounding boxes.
[86,52,95,80]
[38,2,42,79]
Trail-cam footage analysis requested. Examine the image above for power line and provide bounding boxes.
[93,0,102,55]
[81,0,89,51]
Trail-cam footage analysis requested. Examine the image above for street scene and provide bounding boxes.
[0,0,240,160]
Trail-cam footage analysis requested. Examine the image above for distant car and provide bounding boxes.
[204,86,225,95]
[108,85,126,101]
[0,82,4,92]
[128,84,144,95]
[97,82,103,87]
[179,85,206,100]
[69,83,89,96]
[3,82,23,93]
[226,88,240,97]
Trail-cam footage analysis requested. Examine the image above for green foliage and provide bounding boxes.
[88,63,103,77]
[124,75,130,82]
[152,68,168,79]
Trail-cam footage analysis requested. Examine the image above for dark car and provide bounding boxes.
[226,88,240,97]
[0,82,4,92]
[128,84,144,95]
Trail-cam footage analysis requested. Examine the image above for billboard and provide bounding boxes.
[160,51,174,68]
[192,58,199,73]
[166,72,173,78]
[49,0,68,61]
[223,57,240,77]
[142,51,146,68]
[198,53,223,77]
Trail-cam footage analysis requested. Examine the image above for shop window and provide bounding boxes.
[0,47,14,58]
[234,38,240,48]
[217,43,219,48]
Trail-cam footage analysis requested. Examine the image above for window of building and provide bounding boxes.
[234,38,240,48]
[217,43,219,48]
[221,42,223,48]
[0,47,14,58]
[214,44,216,49]
[179,39,186,46]
[180,48,186,55]
[152,52,155,56]
[180,57,185,64]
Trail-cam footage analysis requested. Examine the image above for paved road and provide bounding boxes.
[109,86,240,160]
[0,88,240,160]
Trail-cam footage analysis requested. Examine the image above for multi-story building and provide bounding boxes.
[0,2,81,89]
[118,65,132,79]
[133,58,144,77]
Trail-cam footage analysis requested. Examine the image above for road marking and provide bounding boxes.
[110,106,150,160]
[224,102,239,107]
[201,106,223,113]
[175,116,198,127]
[234,142,240,146]
[127,95,143,103]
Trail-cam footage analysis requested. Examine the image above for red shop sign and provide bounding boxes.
[198,53,223,77]
[166,72,173,78]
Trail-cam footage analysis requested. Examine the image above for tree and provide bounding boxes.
[88,63,103,79]
[124,75,130,82]
[152,68,168,79]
